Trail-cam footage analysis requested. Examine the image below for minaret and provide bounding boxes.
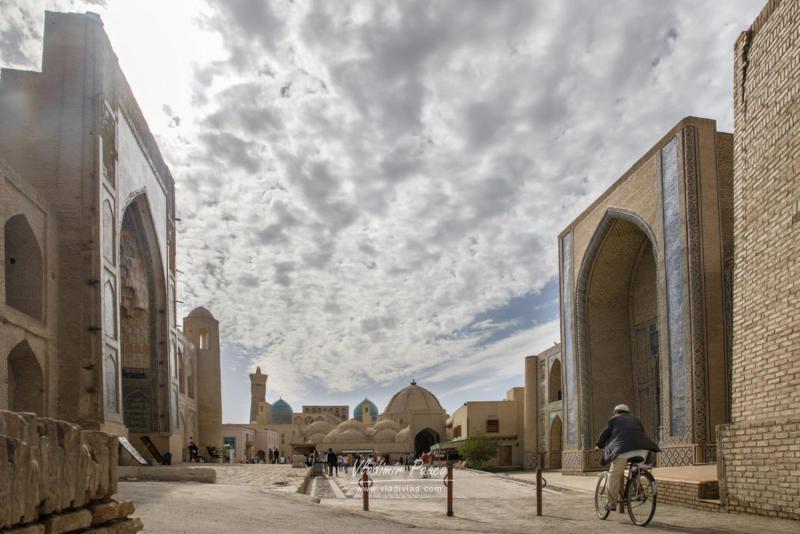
[249,367,268,423]
[184,307,223,456]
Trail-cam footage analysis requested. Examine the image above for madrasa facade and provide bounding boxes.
[0,11,224,463]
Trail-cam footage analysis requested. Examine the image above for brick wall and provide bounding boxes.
[718,0,800,520]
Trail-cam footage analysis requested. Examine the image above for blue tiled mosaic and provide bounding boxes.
[660,138,687,438]
[561,232,578,445]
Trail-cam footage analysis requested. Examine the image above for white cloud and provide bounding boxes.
[1,0,766,421]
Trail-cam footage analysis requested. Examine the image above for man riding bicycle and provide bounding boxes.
[594,404,660,512]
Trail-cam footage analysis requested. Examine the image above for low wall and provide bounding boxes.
[118,466,216,483]
[0,410,142,533]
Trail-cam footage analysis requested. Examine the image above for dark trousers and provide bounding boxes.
[328,463,335,476]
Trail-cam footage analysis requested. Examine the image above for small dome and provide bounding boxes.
[306,433,326,444]
[337,429,367,443]
[354,398,379,422]
[394,426,411,443]
[374,428,398,443]
[270,398,294,423]
[384,381,444,417]
[271,398,293,414]
[322,429,340,443]
[306,421,333,434]
[305,420,334,436]
[188,306,215,320]
[373,419,401,432]
[337,419,367,432]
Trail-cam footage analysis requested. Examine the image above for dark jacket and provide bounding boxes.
[327,451,337,465]
[596,413,660,466]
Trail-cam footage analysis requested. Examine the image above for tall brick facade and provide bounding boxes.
[0,11,220,463]
[717,0,800,520]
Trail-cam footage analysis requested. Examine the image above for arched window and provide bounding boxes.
[102,200,115,262]
[198,330,209,350]
[179,355,186,395]
[4,214,43,320]
[548,360,563,403]
[187,361,195,399]
[8,340,44,414]
[103,281,117,339]
[104,353,119,413]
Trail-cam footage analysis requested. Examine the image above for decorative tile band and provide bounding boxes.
[560,231,578,446]
[660,138,688,438]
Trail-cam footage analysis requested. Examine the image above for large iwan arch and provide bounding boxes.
[119,194,168,435]
[576,210,663,447]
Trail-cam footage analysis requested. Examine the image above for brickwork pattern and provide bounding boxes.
[719,0,800,520]
[731,0,800,425]
[657,479,721,512]
[718,419,800,520]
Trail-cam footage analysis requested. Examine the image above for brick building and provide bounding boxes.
[0,11,222,461]
[557,117,734,472]
[716,0,800,520]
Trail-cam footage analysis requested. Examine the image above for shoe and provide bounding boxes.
[605,502,617,512]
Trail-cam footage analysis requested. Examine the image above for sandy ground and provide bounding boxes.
[117,465,800,533]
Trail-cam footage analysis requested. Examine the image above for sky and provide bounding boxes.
[1,0,764,423]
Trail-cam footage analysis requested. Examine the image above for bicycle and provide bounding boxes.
[594,457,657,526]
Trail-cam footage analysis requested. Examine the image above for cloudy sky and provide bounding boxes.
[2,0,763,422]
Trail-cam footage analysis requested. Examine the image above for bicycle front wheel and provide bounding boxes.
[594,473,610,520]
[626,470,657,526]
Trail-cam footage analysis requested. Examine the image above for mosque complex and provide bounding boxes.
[0,0,797,531]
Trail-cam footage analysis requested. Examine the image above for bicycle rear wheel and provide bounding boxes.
[626,470,656,526]
[594,473,610,519]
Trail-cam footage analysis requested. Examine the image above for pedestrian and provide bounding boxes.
[421,451,431,478]
[187,437,199,463]
[326,448,337,477]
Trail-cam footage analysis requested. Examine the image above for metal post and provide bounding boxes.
[446,463,454,517]
[536,453,543,517]
[362,470,369,511]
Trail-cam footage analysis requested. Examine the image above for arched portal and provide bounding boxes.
[119,195,168,434]
[414,428,440,456]
[582,215,661,444]
[549,416,563,453]
[548,360,562,402]
[8,340,44,414]
[4,214,43,320]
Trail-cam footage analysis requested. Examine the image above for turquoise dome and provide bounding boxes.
[270,398,293,424]
[353,398,379,422]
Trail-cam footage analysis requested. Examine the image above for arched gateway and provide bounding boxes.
[558,121,734,471]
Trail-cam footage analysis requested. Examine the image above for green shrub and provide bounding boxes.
[458,435,497,470]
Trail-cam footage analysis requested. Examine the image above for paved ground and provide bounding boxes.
[117,465,799,533]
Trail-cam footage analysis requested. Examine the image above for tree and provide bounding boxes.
[458,435,497,470]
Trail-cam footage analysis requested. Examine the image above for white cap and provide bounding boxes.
[614,404,630,413]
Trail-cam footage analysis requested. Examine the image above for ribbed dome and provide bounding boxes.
[384,381,444,416]
[353,398,379,422]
